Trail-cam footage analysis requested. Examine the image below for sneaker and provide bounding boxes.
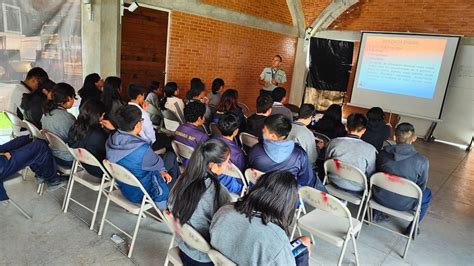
[373,212,391,223]
[47,179,67,192]
[35,176,46,184]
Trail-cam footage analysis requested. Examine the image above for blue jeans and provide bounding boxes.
[0,136,60,200]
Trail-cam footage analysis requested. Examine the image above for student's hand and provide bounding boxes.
[202,97,209,105]
[0,152,11,160]
[101,119,116,131]
[298,236,313,254]
[271,78,277,85]
[142,101,149,111]
[161,171,172,184]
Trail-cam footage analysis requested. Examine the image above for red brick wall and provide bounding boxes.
[167,11,297,110]
[121,8,168,89]
[302,0,332,27]
[329,0,474,36]
[202,0,293,25]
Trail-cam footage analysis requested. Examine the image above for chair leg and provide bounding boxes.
[98,196,111,236]
[62,175,75,211]
[63,180,75,214]
[164,234,176,266]
[290,224,298,240]
[351,233,360,265]
[8,199,32,220]
[90,188,104,230]
[337,238,350,266]
[21,167,29,181]
[402,217,417,258]
[128,206,144,258]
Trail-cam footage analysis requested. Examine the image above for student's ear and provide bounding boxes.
[360,128,367,135]
[282,96,287,103]
[412,135,417,143]
[265,107,272,116]
[232,128,239,137]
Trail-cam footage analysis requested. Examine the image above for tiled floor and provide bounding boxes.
[0,140,472,265]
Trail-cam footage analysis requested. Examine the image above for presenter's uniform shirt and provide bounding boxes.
[260,67,287,91]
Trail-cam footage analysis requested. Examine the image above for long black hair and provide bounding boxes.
[216,89,239,113]
[186,78,204,100]
[101,76,123,114]
[234,171,298,234]
[78,73,101,98]
[169,139,230,225]
[159,82,178,110]
[69,100,106,142]
[211,78,224,94]
[43,83,76,115]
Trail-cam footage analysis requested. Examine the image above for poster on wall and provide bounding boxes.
[0,0,82,97]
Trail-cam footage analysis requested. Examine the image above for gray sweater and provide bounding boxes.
[170,178,231,263]
[41,108,76,162]
[288,121,318,166]
[325,136,377,191]
[210,205,295,266]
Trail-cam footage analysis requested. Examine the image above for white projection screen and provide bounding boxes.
[350,32,461,120]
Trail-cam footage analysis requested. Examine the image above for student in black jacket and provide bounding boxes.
[310,104,346,139]
[20,79,55,129]
[362,107,392,151]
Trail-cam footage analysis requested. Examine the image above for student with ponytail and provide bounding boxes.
[168,139,231,265]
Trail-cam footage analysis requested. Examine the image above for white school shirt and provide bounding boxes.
[128,102,156,144]
[260,67,287,91]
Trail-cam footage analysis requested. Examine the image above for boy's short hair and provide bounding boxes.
[218,113,241,136]
[274,55,282,62]
[256,94,273,113]
[115,105,142,132]
[264,114,292,139]
[298,104,316,119]
[184,101,206,123]
[346,113,367,132]
[395,122,416,144]
[127,84,146,100]
[271,87,286,102]
[26,67,48,81]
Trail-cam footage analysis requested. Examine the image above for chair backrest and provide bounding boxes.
[4,111,26,136]
[180,224,211,253]
[312,131,331,146]
[244,168,264,185]
[162,109,181,132]
[171,140,194,160]
[23,120,46,140]
[44,131,70,152]
[210,123,222,137]
[237,102,251,117]
[223,163,248,188]
[370,172,422,200]
[299,186,353,222]
[382,140,395,148]
[68,147,104,169]
[239,132,259,149]
[208,249,236,266]
[103,160,142,188]
[324,159,367,189]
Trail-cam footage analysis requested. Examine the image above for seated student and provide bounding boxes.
[101,76,125,121]
[213,113,245,193]
[374,123,432,235]
[0,136,66,198]
[160,81,185,119]
[106,105,173,209]
[185,78,212,126]
[288,104,318,167]
[174,101,209,149]
[207,78,224,108]
[362,107,392,151]
[8,67,49,119]
[127,84,156,144]
[20,78,55,129]
[245,94,273,139]
[41,82,77,167]
[248,114,326,190]
[211,171,312,266]
[145,81,163,125]
[67,100,114,179]
[270,87,293,120]
[78,73,104,109]
[212,89,246,130]
[310,104,346,139]
[325,113,377,192]
[168,139,231,265]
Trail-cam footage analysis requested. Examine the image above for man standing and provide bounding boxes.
[259,55,287,96]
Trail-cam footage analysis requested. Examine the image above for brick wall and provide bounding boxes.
[329,0,474,36]
[302,0,332,27]
[167,11,297,110]
[121,8,169,89]
[202,0,293,25]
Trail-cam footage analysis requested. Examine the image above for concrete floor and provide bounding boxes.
[0,140,472,265]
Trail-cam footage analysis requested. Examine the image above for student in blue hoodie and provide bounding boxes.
[374,123,432,236]
[213,113,245,194]
[248,114,326,191]
[106,105,173,209]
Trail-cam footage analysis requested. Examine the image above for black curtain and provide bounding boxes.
[307,37,354,92]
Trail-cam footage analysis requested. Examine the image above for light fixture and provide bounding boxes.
[120,1,140,23]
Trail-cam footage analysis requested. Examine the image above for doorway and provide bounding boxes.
[120,6,169,90]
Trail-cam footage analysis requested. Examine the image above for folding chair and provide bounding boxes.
[2,199,32,220]
[239,132,259,153]
[41,131,73,195]
[62,148,111,230]
[171,140,194,172]
[243,168,264,186]
[222,163,248,200]
[99,160,165,258]
[208,249,236,266]
[312,131,331,147]
[23,120,47,140]
[291,187,361,266]
[162,109,182,133]
[4,111,28,138]
[163,211,183,266]
[237,102,251,117]
[323,159,368,221]
[361,172,422,258]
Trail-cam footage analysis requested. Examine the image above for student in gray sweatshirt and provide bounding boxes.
[210,171,312,266]
[288,104,318,167]
[325,113,377,192]
[168,139,231,265]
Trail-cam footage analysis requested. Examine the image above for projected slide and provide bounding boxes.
[357,36,447,99]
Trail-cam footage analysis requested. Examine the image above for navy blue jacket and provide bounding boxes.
[374,144,429,211]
